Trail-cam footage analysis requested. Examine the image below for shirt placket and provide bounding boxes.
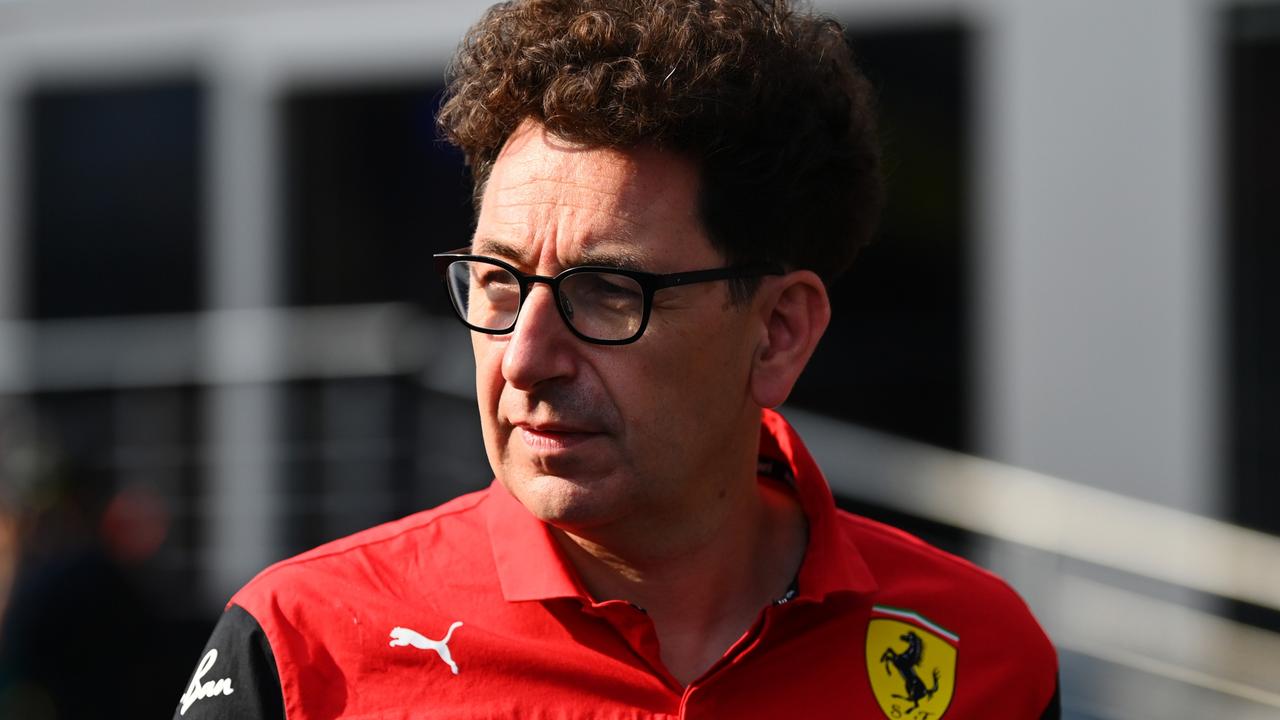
[580,598,684,693]
[675,600,796,719]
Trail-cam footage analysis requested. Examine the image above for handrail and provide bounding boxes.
[784,407,1280,613]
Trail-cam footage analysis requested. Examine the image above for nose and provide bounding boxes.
[500,283,578,390]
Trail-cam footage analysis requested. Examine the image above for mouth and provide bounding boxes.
[514,422,602,452]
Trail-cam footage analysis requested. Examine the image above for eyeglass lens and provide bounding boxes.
[445,261,646,342]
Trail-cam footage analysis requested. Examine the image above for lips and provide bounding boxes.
[514,422,601,452]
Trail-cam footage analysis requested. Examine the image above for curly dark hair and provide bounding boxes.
[437,0,882,289]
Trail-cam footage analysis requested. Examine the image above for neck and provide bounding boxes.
[552,474,807,686]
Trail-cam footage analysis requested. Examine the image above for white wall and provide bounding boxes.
[976,0,1220,515]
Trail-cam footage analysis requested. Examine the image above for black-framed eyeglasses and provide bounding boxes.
[432,249,784,345]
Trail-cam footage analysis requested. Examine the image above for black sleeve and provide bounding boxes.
[1038,674,1061,720]
[172,604,286,720]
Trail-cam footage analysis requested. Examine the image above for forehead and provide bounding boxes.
[473,122,714,270]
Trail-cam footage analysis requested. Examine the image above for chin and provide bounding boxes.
[502,471,625,531]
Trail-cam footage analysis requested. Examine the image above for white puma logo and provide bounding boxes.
[389,622,464,675]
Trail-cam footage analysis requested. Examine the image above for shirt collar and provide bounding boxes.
[757,408,878,601]
[485,408,878,603]
[485,477,587,602]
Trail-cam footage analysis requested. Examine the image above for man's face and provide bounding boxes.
[471,122,762,538]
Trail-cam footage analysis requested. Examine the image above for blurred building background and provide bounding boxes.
[0,0,1276,717]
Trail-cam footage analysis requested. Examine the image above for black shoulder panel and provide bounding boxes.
[172,604,285,720]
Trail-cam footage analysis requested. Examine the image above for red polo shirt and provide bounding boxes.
[175,410,1059,719]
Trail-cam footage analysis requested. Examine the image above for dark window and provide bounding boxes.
[24,80,204,319]
[1225,6,1280,536]
[281,83,472,310]
[789,25,972,453]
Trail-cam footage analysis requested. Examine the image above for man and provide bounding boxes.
[177,1,1059,717]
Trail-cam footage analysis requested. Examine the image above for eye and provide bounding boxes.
[564,272,643,313]
[464,263,520,310]
[589,274,637,298]
[473,266,514,289]
[482,280,518,304]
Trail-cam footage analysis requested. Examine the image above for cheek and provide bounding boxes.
[472,334,504,388]
[650,321,753,428]
[472,340,509,440]
[615,337,741,445]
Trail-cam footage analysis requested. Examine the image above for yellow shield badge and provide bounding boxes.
[865,605,958,719]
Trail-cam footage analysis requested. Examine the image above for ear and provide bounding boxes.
[749,270,831,409]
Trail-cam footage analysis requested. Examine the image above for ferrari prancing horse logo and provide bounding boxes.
[865,606,958,719]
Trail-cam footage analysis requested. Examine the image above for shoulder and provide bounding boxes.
[174,605,283,720]
[837,510,1058,707]
[212,489,499,718]
[231,488,493,615]
[838,509,1038,620]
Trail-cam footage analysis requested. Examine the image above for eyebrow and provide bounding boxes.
[471,237,645,271]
